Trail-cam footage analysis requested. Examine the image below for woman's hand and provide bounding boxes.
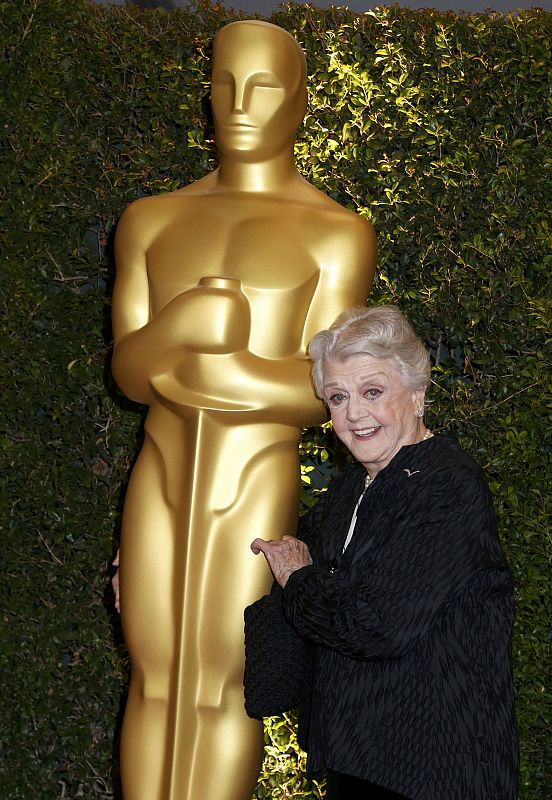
[250,535,313,588]
[112,550,120,613]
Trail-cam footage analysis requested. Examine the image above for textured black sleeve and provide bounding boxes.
[283,465,502,660]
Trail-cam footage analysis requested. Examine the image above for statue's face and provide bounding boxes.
[211,23,306,161]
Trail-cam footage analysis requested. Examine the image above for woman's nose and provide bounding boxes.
[346,394,368,422]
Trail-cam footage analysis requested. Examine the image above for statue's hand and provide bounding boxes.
[150,351,258,412]
[151,349,324,425]
[156,278,250,355]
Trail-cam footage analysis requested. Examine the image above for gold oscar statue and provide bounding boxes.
[111,20,376,800]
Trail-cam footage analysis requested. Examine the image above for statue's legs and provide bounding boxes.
[119,436,177,799]
[170,415,302,799]
[119,411,301,800]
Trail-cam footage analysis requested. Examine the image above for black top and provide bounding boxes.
[283,432,518,800]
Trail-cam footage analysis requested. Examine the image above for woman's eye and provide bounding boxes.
[328,393,345,405]
[365,388,382,399]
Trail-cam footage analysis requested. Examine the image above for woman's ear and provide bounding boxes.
[412,388,426,415]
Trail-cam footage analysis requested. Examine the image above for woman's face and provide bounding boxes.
[323,354,426,478]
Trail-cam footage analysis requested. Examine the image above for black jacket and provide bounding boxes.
[283,432,518,800]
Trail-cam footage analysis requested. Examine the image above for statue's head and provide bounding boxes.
[211,21,307,162]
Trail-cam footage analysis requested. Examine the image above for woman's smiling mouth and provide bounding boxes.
[352,426,381,437]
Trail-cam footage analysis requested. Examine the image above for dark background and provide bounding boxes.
[94,0,552,18]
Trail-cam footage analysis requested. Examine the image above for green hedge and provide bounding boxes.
[1,1,550,797]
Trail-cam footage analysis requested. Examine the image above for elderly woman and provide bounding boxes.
[250,305,518,800]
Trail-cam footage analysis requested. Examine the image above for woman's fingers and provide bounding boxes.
[112,548,120,612]
[250,537,271,555]
[250,536,312,587]
[112,569,120,613]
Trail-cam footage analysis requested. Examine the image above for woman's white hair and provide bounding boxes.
[308,305,431,399]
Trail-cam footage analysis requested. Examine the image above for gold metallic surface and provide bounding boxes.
[112,20,376,800]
